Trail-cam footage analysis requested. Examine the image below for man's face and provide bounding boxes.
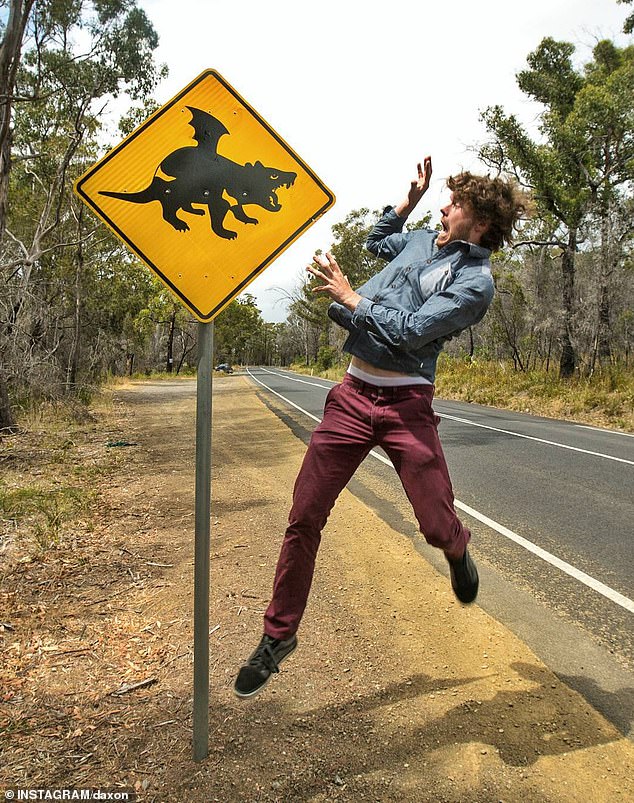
[437,193,484,248]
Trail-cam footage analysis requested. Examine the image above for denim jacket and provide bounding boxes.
[328,207,495,382]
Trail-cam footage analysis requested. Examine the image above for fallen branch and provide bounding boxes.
[48,646,93,657]
[162,652,190,668]
[110,677,158,696]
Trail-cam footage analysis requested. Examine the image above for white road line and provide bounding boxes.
[259,366,335,389]
[247,367,322,423]
[455,500,634,614]
[575,424,634,438]
[437,412,633,466]
[246,367,634,615]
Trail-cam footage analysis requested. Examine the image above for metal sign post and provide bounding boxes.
[193,321,213,762]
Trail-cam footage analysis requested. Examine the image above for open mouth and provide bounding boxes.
[268,174,296,211]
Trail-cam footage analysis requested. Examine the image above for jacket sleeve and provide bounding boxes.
[365,207,413,261]
[350,269,495,350]
[328,301,356,331]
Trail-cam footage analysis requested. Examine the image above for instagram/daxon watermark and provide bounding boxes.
[4,790,136,801]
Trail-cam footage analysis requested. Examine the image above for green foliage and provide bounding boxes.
[118,99,162,136]
[213,294,272,365]
[1,0,170,414]
[1,5,632,426]
[315,345,337,371]
[24,0,165,101]
[482,38,634,225]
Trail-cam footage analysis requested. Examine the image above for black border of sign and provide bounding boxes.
[74,69,335,322]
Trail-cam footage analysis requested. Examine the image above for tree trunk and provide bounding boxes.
[0,1,34,432]
[66,207,84,392]
[596,205,614,366]
[0,0,34,238]
[166,308,176,372]
[0,362,17,434]
[559,229,577,378]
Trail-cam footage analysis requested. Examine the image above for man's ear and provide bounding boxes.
[473,218,490,243]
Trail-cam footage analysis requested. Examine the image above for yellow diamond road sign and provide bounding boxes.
[74,70,335,321]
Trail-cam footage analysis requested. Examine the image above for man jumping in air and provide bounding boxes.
[234,157,528,699]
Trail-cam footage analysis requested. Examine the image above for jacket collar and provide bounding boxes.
[436,239,491,259]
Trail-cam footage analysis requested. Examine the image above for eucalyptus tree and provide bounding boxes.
[132,279,197,375]
[570,40,634,367]
[0,0,165,429]
[480,38,586,377]
[480,37,634,377]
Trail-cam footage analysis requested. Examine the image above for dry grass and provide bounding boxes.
[434,356,634,431]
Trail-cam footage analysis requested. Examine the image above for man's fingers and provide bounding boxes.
[312,252,341,274]
[313,253,332,271]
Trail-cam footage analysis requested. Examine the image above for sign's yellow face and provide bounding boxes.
[74,70,335,321]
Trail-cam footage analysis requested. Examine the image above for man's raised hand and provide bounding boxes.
[409,156,433,204]
[307,252,362,312]
[396,155,432,218]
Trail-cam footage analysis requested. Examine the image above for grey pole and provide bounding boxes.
[193,321,213,762]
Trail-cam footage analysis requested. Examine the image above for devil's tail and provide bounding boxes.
[99,177,167,204]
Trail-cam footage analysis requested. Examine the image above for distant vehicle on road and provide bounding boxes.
[215,363,234,373]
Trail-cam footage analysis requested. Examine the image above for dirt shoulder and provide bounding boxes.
[1,375,633,802]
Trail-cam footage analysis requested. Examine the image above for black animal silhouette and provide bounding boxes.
[99,107,297,240]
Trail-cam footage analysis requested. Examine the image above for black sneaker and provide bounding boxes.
[446,548,479,604]
[233,633,298,699]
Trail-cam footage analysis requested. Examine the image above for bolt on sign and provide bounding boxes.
[74,70,335,321]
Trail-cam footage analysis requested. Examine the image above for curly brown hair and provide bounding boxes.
[447,172,530,252]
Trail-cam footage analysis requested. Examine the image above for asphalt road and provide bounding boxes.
[242,366,634,737]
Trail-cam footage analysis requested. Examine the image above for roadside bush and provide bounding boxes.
[316,346,338,371]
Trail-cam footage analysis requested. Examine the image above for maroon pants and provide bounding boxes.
[263,374,470,639]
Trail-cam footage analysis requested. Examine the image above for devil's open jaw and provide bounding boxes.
[265,175,296,211]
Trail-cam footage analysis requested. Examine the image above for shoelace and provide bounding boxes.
[250,641,280,674]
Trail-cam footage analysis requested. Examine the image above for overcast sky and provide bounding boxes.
[135,0,630,321]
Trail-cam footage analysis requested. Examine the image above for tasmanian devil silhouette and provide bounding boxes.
[99,107,297,240]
